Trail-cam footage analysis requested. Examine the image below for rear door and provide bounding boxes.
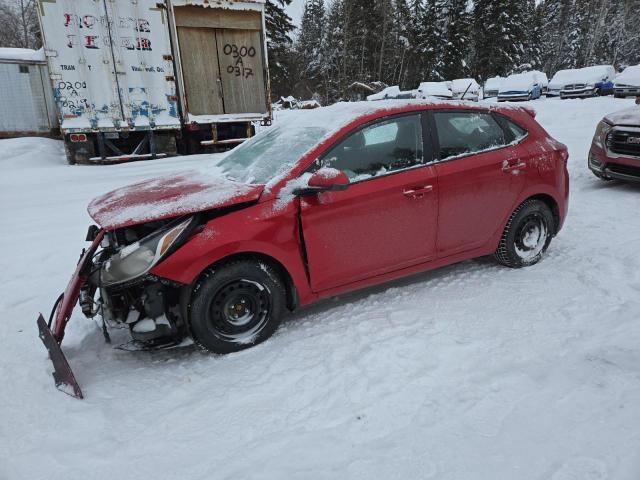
[432,110,526,256]
[300,113,439,292]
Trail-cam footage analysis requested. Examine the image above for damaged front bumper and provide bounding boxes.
[37,230,105,399]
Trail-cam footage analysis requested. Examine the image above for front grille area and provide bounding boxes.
[607,163,640,178]
[564,83,587,90]
[606,130,640,157]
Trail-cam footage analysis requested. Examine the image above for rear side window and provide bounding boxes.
[433,111,507,160]
[503,118,527,141]
[319,114,424,181]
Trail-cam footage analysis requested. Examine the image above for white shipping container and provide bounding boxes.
[38,0,179,132]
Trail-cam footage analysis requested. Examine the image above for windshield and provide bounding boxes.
[210,124,329,184]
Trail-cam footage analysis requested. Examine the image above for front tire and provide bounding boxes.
[495,199,555,268]
[189,260,286,354]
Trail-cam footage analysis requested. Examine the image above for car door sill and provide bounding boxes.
[313,245,493,301]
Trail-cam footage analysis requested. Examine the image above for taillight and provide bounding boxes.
[70,133,87,143]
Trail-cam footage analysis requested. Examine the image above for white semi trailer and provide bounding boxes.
[37,0,271,164]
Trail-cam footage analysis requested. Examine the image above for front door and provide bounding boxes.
[431,110,527,256]
[300,113,439,292]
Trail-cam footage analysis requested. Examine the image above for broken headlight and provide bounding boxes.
[100,217,194,287]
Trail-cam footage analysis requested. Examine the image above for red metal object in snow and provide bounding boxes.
[37,230,104,399]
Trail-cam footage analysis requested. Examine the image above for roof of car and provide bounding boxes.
[278,100,523,132]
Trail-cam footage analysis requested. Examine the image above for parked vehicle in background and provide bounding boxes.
[532,70,549,94]
[38,99,569,398]
[548,69,577,97]
[451,78,481,101]
[37,0,271,164]
[560,65,615,98]
[0,48,58,138]
[367,86,402,101]
[483,76,504,98]
[368,86,417,101]
[416,81,453,100]
[498,72,543,101]
[589,106,640,181]
[614,65,640,98]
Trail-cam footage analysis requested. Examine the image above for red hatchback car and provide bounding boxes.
[39,100,569,397]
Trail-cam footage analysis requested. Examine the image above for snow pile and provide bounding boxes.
[604,105,640,125]
[548,68,579,90]
[483,76,504,92]
[0,47,46,62]
[367,85,401,101]
[500,72,538,91]
[580,65,615,83]
[2,97,640,479]
[550,66,615,89]
[615,65,640,87]
[451,78,480,94]
[417,81,453,99]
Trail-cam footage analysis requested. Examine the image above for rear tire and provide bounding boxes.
[189,260,286,354]
[495,199,555,268]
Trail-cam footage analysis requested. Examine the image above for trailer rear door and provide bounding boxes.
[38,0,121,129]
[38,0,179,131]
[176,27,224,115]
[215,28,267,114]
[173,6,268,118]
[103,0,179,129]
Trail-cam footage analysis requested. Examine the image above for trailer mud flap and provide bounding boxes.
[37,314,84,399]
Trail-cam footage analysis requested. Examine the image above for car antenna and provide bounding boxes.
[461,82,472,100]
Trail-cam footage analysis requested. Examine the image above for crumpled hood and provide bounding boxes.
[604,106,640,127]
[88,170,264,230]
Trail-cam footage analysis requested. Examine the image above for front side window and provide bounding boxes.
[318,114,424,181]
[434,111,507,160]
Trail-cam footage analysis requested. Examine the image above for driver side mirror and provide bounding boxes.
[293,167,350,196]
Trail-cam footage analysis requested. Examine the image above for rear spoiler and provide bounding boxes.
[521,106,537,118]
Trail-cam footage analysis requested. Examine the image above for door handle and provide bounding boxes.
[502,161,526,172]
[403,185,433,198]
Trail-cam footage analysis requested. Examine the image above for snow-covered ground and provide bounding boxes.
[1,96,640,480]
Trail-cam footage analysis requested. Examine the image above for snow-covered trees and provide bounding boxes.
[265,0,297,99]
[439,0,471,80]
[0,0,40,49]
[539,0,640,73]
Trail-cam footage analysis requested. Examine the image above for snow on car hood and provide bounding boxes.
[417,82,452,98]
[484,76,504,90]
[604,106,640,126]
[87,170,264,230]
[451,79,480,93]
[616,65,640,86]
[500,73,536,92]
[550,66,614,88]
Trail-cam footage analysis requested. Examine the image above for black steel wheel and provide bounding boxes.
[189,260,286,354]
[495,199,555,268]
